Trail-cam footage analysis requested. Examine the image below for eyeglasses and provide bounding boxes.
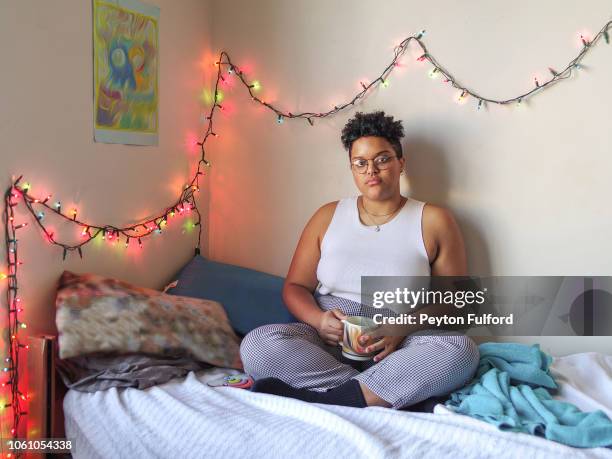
[350,154,398,174]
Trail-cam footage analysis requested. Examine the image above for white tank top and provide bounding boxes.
[315,195,431,304]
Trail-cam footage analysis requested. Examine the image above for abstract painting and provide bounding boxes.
[93,0,159,145]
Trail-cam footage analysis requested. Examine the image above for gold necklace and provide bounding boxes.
[360,197,404,232]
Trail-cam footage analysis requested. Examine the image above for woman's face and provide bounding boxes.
[349,136,405,201]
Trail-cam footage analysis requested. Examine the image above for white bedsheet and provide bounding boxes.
[64,353,612,459]
[549,352,612,420]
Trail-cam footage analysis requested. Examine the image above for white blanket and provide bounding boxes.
[64,354,612,459]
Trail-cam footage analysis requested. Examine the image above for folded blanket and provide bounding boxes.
[57,353,213,392]
[445,343,612,448]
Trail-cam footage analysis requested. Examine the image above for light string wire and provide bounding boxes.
[3,184,25,454]
[420,20,612,105]
[1,17,611,448]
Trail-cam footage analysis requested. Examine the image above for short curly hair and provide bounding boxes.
[340,110,404,158]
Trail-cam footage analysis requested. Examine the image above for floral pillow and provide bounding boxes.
[55,271,243,370]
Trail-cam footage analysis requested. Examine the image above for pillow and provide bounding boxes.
[55,271,243,370]
[166,256,298,336]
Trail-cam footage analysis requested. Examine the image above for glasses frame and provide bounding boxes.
[349,153,399,174]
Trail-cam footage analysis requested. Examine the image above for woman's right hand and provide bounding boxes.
[316,309,347,346]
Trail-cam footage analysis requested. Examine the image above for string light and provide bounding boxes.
[580,34,590,47]
[457,89,468,104]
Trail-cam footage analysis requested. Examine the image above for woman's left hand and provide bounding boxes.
[358,334,405,362]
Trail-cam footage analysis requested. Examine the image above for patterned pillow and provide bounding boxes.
[55,271,243,370]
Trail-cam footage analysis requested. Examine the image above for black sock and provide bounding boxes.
[251,377,367,408]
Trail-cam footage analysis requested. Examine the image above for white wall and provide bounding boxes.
[208,0,612,354]
[0,0,213,340]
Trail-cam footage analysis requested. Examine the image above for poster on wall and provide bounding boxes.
[93,0,159,146]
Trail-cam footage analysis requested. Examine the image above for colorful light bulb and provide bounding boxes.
[580,34,589,47]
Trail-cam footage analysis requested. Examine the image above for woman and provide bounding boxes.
[241,111,479,409]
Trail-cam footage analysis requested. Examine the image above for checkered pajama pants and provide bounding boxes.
[240,294,480,409]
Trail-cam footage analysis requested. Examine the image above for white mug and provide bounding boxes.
[340,316,380,361]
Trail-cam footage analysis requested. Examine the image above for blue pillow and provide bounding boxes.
[166,256,298,336]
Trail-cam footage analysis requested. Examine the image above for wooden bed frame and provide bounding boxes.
[26,335,68,441]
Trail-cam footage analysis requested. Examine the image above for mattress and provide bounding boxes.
[64,352,612,459]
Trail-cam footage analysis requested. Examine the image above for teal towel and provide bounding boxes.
[445,343,612,448]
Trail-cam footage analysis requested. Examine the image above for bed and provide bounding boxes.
[63,351,612,459]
